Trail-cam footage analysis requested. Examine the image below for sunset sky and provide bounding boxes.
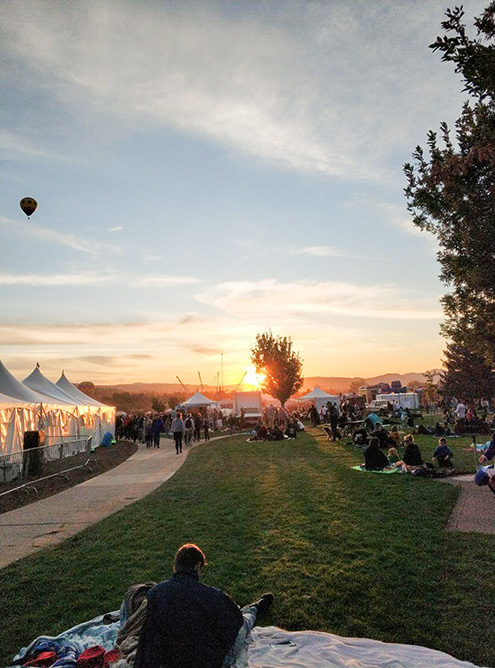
[0,0,485,386]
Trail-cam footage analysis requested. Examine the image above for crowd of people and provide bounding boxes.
[115,409,228,454]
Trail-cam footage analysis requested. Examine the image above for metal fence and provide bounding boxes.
[0,436,92,486]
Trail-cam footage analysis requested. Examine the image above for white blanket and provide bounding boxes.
[240,627,484,668]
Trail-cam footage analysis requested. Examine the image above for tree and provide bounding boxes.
[251,331,304,407]
[77,381,95,397]
[441,341,495,400]
[423,370,440,409]
[167,395,183,409]
[151,396,166,413]
[349,378,366,394]
[404,3,495,364]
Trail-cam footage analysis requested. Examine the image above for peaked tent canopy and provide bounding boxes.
[182,390,214,407]
[297,387,337,401]
[56,372,112,408]
[23,366,79,406]
[0,361,63,405]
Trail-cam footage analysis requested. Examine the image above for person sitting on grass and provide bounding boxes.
[389,425,401,446]
[135,544,274,668]
[387,447,400,466]
[363,436,389,471]
[402,434,424,468]
[433,437,454,468]
[353,427,369,446]
[285,419,298,439]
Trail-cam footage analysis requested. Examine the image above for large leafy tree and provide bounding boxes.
[441,341,495,401]
[251,331,304,407]
[404,3,495,366]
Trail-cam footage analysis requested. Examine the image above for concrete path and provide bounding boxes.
[0,435,226,569]
[441,474,495,534]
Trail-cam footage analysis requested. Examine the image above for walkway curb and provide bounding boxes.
[440,474,495,535]
[0,434,234,569]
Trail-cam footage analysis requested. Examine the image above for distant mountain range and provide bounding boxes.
[96,370,441,396]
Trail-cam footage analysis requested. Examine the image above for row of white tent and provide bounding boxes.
[179,388,340,412]
[0,361,115,456]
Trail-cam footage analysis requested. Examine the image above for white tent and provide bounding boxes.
[296,387,340,413]
[182,390,214,408]
[55,372,116,446]
[0,361,73,457]
[0,392,40,457]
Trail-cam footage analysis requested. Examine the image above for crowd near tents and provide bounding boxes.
[0,362,115,457]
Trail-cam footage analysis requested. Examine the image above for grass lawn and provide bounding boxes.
[2,430,495,667]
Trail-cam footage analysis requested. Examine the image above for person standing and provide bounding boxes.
[203,416,210,441]
[171,413,184,454]
[184,413,194,446]
[152,415,164,449]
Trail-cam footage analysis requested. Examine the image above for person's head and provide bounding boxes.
[388,447,398,458]
[173,544,207,575]
[404,434,414,446]
[438,437,447,446]
[369,437,380,448]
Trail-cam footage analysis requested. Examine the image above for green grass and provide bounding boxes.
[2,431,495,667]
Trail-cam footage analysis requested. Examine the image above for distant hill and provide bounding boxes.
[97,370,442,396]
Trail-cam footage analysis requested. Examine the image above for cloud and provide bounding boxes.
[135,275,200,287]
[0,216,115,254]
[195,279,442,321]
[0,272,117,286]
[108,226,123,232]
[292,246,349,257]
[0,271,201,288]
[0,1,468,182]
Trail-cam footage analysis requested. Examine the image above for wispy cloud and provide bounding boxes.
[196,279,442,321]
[0,271,201,288]
[108,226,123,232]
[135,275,200,287]
[292,246,349,258]
[0,1,466,182]
[0,272,116,286]
[0,216,116,254]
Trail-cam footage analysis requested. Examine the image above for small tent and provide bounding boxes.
[181,390,214,408]
[296,387,340,413]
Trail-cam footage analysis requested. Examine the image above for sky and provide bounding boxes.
[0,0,486,386]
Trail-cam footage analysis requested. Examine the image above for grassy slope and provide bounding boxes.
[1,432,495,667]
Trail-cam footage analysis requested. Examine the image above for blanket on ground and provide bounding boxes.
[11,614,484,668]
[351,465,402,474]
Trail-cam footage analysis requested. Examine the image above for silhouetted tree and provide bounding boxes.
[251,331,303,407]
[441,342,495,400]
[404,2,495,364]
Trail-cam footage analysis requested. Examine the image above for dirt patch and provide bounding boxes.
[0,441,138,515]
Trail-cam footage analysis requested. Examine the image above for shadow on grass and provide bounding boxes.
[1,432,495,667]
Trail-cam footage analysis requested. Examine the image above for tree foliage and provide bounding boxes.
[151,396,166,413]
[251,331,304,407]
[441,341,495,400]
[404,2,495,365]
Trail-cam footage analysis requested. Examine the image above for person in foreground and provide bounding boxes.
[134,543,274,668]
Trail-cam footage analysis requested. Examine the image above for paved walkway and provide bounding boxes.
[0,435,227,569]
[441,474,495,534]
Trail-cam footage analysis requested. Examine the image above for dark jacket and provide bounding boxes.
[483,433,495,461]
[364,444,389,470]
[403,442,423,466]
[134,571,243,668]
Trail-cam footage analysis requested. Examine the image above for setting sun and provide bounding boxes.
[243,367,266,388]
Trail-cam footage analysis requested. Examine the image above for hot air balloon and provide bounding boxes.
[20,197,37,219]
